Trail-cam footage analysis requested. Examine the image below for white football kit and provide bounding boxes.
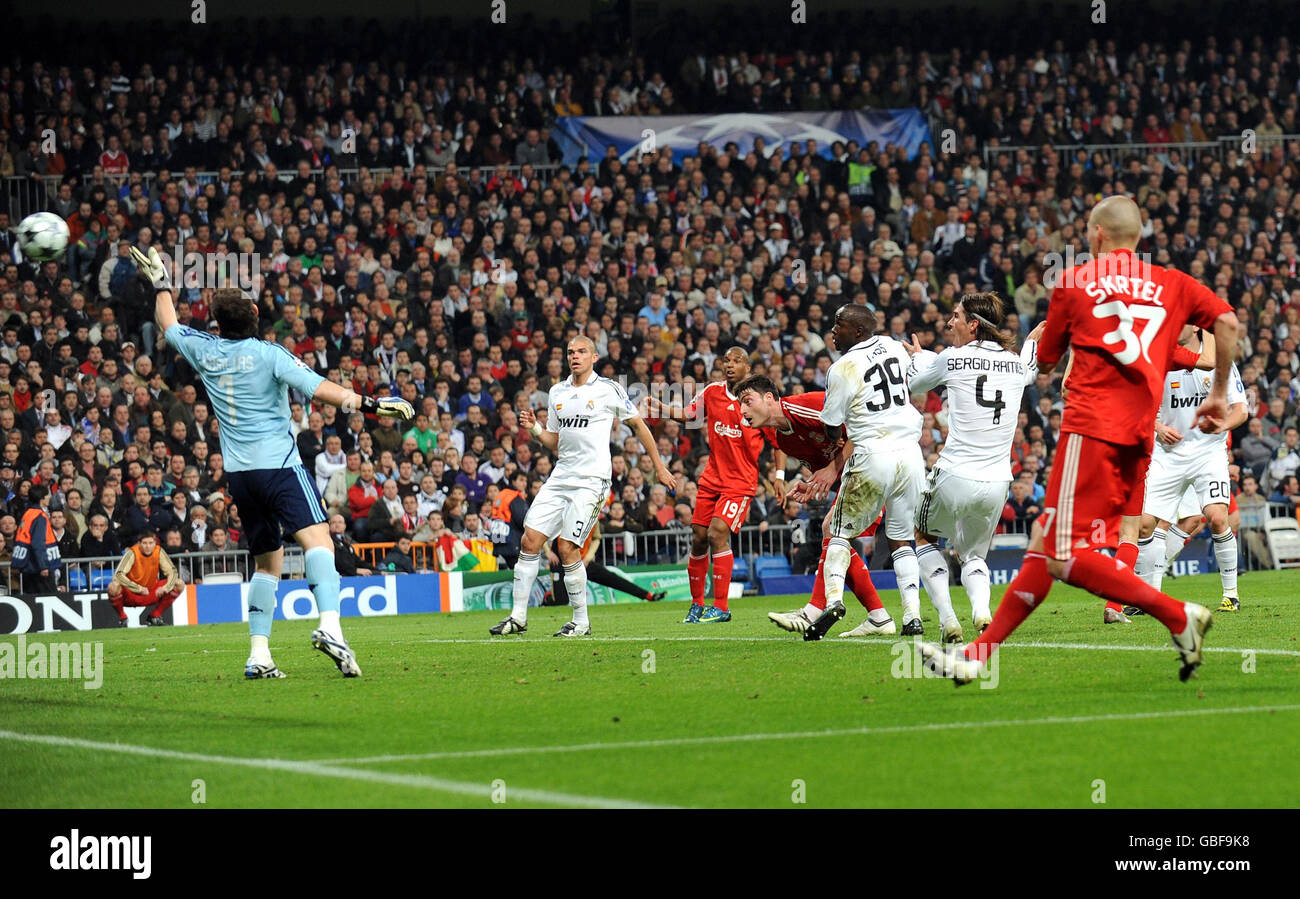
[907,338,1037,559]
[1144,365,1246,523]
[821,335,924,542]
[524,374,639,544]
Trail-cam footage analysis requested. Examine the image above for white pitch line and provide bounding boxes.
[103,634,1300,658]
[315,704,1300,766]
[0,730,675,809]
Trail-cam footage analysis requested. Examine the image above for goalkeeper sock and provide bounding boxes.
[1212,528,1238,595]
[305,546,343,639]
[511,552,540,623]
[563,561,589,627]
[247,572,279,664]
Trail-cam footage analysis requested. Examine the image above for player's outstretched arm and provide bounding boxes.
[519,406,559,453]
[312,379,415,422]
[1195,311,1240,433]
[630,416,677,493]
[130,245,178,333]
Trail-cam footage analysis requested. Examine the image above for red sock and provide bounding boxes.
[1115,541,1138,569]
[711,549,733,611]
[966,552,1052,660]
[846,551,883,611]
[149,584,182,618]
[1064,550,1187,633]
[687,553,709,605]
[809,538,831,610]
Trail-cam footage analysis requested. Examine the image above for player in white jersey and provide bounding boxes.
[809,304,926,635]
[490,336,676,637]
[902,293,1043,641]
[1137,342,1247,608]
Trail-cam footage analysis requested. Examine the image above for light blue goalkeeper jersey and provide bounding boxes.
[165,324,325,472]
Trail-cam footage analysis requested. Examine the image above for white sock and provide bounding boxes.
[801,602,821,619]
[892,545,921,623]
[1212,529,1238,595]
[1147,528,1169,592]
[868,607,893,624]
[962,558,992,622]
[249,634,272,666]
[512,552,540,622]
[916,544,957,628]
[563,561,589,627]
[1165,525,1190,569]
[822,539,851,609]
[318,609,341,639]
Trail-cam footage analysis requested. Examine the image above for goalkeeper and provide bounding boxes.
[132,246,414,679]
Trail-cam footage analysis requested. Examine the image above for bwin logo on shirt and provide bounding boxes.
[556,415,592,428]
[1170,395,1205,409]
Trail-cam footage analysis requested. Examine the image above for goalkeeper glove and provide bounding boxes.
[130,245,173,294]
[360,395,415,421]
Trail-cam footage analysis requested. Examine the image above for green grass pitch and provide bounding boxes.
[2,572,1298,809]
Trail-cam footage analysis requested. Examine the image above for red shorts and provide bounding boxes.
[113,582,180,605]
[1039,432,1147,561]
[691,485,751,532]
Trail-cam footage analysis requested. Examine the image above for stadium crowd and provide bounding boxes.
[3,7,1300,581]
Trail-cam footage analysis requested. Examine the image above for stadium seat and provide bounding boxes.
[754,555,792,579]
[990,533,1030,550]
[89,571,114,590]
[1264,518,1300,569]
[200,572,243,585]
[730,557,750,583]
[65,568,87,591]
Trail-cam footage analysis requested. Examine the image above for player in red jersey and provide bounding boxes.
[922,195,1239,685]
[648,347,768,623]
[735,375,894,638]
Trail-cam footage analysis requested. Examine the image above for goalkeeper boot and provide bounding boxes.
[647,590,667,602]
[553,621,591,637]
[1172,603,1213,682]
[803,602,845,641]
[489,616,527,635]
[244,660,287,679]
[699,605,732,623]
[311,628,361,677]
[682,603,705,624]
[769,608,814,633]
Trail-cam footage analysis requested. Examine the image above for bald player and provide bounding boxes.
[922,195,1238,685]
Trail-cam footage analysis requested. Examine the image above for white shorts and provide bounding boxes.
[830,445,924,542]
[522,479,608,546]
[916,468,1009,561]
[1144,449,1231,524]
[1175,485,1202,522]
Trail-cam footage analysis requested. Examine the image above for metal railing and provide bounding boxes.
[980,134,1299,168]
[593,522,801,568]
[3,163,561,223]
[0,549,250,593]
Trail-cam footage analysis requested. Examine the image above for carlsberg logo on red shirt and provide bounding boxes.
[713,420,743,438]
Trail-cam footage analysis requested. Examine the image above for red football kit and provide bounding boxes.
[683,380,763,613]
[1035,249,1231,560]
[761,391,883,614]
[967,248,1232,662]
[686,380,763,531]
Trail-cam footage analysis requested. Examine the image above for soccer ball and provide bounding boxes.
[16,212,70,263]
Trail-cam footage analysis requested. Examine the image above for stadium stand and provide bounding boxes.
[4,5,1300,582]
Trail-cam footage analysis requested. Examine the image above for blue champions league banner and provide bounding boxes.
[553,110,933,166]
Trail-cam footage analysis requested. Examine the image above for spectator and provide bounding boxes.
[329,514,373,577]
[106,530,185,626]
